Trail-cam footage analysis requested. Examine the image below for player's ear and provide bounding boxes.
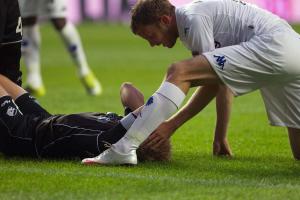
[159,15,172,26]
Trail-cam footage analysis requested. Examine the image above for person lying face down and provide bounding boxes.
[0,74,170,162]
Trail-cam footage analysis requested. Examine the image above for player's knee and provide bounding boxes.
[51,18,67,31]
[166,62,184,83]
[120,82,133,92]
[120,82,144,108]
[120,82,135,98]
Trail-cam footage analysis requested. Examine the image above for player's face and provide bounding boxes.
[136,18,178,48]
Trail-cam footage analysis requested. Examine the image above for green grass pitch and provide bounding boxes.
[0,24,300,200]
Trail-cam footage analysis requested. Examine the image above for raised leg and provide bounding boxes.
[51,18,102,96]
[22,17,45,96]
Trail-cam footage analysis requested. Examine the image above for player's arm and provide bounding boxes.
[188,15,233,156]
[213,85,233,156]
[190,53,233,156]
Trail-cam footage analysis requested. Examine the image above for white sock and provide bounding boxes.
[59,22,90,76]
[120,113,137,130]
[113,82,186,153]
[22,25,43,89]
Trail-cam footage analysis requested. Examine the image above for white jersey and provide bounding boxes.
[188,0,300,128]
[175,0,292,54]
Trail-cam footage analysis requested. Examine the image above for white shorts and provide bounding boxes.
[204,27,300,128]
[18,0,67,18]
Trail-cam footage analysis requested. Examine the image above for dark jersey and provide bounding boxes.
[0,0,22,85]
[35,112,123,158]
[0,94,127,158]
[0,0,22,45]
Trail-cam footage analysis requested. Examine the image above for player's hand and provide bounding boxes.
[142,122,175,150]
[213,139,233,157]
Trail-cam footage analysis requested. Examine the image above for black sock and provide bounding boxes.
[97,123,127,152]
[124,107,133,116]
[15,93,50,116]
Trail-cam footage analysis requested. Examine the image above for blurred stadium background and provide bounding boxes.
[65,0,300,23]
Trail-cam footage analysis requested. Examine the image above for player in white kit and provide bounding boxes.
[19,0,102,96]
[82,0,300,165]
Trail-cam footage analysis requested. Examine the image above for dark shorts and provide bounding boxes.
[0,43,22,85]
[35,112,120,158]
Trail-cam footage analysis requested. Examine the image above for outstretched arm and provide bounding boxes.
[214,86,233,156]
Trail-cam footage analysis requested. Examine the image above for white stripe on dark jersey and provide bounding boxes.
[1,40,22,45]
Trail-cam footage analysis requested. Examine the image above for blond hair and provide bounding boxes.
[131,0,175,33]
[137,139,172,162]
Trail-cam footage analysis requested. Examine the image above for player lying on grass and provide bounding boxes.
[82,0,300,165]
[0,74,170,161]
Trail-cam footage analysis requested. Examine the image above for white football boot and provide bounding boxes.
[82,146,137,166]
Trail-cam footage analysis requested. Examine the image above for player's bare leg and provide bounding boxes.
[0,74,49,118]
[120,82,144,111]
[287,128,300,160]
[0,75,27,99]
[0,84,9,98]
[165,55,221,93]
[82,55,221,165]
[51,18,102,96]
